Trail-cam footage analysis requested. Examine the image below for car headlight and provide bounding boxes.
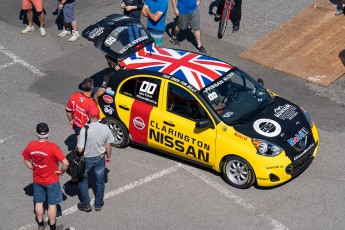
[252,139,283,156]
[300,106,313,128]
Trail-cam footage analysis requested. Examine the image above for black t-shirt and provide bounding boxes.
[123,0,144,19]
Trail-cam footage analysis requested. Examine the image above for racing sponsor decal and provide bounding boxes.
[223,112,233,118]
[257,177,269,180]
[287,127,309,147]
[88,27,104,39]
[234,132,247,141]
[103,95,113,104]
[119,35,149,54]
[111,16,130,22]
[294,143,314,161]
[129,100,153,145]
[133,117,145,130]
[149,121,210,163]
[253,119,281,137]
[274,104,298,120]
[103,105,114,115]
[137,81,158,105]
[266,165,283,170]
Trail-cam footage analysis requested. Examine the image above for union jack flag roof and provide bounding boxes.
[121,44,233,90]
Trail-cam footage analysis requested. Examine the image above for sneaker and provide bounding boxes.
[335,8,344,15]
[21,25,35,34]
[170,37,180,46]
[95,206,102,211]
[69,30,80,42]
[77,203,92,212]
[232,24,240,32]
[58,29,71,37]
[196,45,207,54]
[39,27,46,37]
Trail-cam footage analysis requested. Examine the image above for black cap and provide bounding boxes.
[36,123,49,135]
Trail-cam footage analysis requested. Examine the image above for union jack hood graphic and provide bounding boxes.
[121,44,233,90]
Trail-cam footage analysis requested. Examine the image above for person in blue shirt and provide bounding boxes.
[170,0,207,54]
[142,0,169,47]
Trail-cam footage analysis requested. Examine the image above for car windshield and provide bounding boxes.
[103,22,150,55]
[201,69,272,125]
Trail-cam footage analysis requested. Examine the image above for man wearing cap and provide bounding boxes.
[66,77,97,183]
[76,106,114,212]
[22,123,69,230]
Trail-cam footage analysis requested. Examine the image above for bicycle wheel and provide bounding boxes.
[218,4,231,39]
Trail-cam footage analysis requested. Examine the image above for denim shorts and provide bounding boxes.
[33,182,63,205]
[58,1,75,23]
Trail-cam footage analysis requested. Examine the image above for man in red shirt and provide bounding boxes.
[66,77,97,182]
[66,77,97,137]
[22,123,69,230]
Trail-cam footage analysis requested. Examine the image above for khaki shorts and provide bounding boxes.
[176,8,200,31]
[22,0,43,12]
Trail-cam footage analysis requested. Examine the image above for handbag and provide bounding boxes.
[66,125,89,178]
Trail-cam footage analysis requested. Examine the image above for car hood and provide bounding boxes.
[233,96,314,151]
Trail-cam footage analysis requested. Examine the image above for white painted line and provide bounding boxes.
[0,134,19,144]
[17,164,181,230]
[0,60,16,70]
[180,164,289,230]
[0,45,46,77]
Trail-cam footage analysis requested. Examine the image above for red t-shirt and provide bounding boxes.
[22,140,66,185]
[65,92,97,128]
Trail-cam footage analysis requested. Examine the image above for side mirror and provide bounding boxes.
[195,118,213,129]
[258,78,264,86]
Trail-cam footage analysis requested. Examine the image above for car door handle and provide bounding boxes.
[163,121,175,127]
[119,105,130,111]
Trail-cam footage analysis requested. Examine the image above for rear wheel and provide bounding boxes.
[218,4,231,39]
[222,156,255,189]
[104,118,130,148]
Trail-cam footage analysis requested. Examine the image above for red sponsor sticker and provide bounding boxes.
[234,132,248,141]
[103,95,113,104]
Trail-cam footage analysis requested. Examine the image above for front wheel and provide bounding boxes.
[104,118,130,148]
[222,156,255,189]
[218,5,231,39]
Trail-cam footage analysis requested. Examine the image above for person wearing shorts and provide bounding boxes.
[170,0,207,53]
[57,0,80,42]
[142,0,168,47]
[22,123,69,230]
[21,0,47,36]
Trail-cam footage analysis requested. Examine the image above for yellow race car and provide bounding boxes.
[83,14,319,189]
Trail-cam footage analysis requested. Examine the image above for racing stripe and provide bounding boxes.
[128,100,153,145]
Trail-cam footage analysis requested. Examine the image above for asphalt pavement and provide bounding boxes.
[1,0,345,230]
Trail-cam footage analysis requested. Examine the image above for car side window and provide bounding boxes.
[167,83,207,121]
[120,77,161,106]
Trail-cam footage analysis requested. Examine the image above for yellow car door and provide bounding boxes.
[148,80,217,167]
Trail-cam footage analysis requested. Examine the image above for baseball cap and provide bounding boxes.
[88,106,99,117]
[36,123,49,136]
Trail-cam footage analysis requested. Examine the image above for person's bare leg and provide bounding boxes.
[27,9,33,27]
[47,204,57,225]
[71,20,77,31]
[37,11,44,28]
[194,29,201,47]
[35,202,44,223]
